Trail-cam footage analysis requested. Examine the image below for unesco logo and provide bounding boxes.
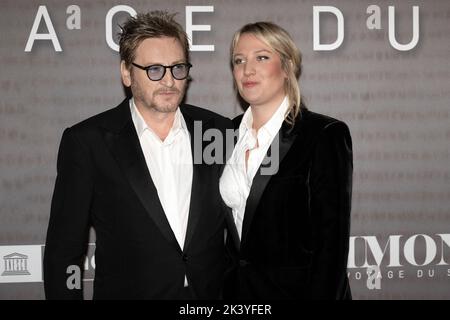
[0,245,43,283]
[1,253,31,276]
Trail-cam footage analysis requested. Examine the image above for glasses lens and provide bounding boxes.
[147,65,165,81]
[171,64,190,80]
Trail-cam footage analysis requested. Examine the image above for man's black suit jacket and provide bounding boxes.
[44,99,232,299]
[223,108,353,299]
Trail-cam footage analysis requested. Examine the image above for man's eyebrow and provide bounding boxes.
[140,59,187,66]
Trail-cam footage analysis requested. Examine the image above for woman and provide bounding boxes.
[220,22,353,299]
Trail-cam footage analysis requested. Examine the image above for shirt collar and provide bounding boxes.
[129,98,187,142]
[239,96,290,144]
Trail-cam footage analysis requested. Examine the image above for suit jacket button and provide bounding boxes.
[239,259,249,267]
[182,254,188,262]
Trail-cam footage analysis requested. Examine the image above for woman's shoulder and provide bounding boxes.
[300,109,346,127]
[297,109,350,134]
[291,109,352,150]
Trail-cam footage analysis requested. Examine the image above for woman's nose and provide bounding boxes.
[243,60,256,76]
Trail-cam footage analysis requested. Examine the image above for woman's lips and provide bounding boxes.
[242,81,258,88]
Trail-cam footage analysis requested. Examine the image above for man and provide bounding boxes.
[44,11,231,299]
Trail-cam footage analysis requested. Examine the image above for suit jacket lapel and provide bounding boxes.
[224,205,240,250]
[181,108,212,251]
[240,122,298,245]
[102,100,181,252]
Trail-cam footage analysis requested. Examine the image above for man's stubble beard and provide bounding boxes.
[131,82,186,114]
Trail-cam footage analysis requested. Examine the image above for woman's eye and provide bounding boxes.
[234,58,245,65]
[256,55,269,61]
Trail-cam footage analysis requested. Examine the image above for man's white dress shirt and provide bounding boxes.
[130,98,192,286]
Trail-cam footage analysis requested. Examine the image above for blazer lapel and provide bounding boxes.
[240,122,298,245]
[181,108,212,251]
[224,204,241,251]
[102,101,181,252]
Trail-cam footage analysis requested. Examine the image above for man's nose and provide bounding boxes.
[160,69,175,87]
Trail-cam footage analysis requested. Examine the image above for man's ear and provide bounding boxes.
[120,60,132,87]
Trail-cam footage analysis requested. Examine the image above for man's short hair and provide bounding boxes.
[119,11,190,68]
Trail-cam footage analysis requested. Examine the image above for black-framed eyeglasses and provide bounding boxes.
[131,62,192,81]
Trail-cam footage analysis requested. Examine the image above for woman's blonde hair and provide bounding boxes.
[230,22,304,125]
